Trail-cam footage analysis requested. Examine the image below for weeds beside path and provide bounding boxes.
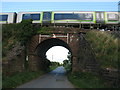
[68,72,108,88]
[2,71,45,88]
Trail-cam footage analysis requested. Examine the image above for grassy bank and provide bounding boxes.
[2,71,44,88]
[85,31,119,69]
[2,21,62,88]
[68,72,107,88]
[2,63,60,88]
[67,31,119,88]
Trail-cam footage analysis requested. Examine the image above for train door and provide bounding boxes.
[42,12,52,25]
[96,12,105,23]
[95,12,105,29]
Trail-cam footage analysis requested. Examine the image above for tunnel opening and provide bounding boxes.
[34,38,72,71]
[46,46,72,71]
[46,46,70,64]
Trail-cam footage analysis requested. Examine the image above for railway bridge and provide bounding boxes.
[27,28,98,72]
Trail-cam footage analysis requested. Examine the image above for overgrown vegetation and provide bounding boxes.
[2,20,57,88]
[68,31,119,88]
[2,20,36,58]
[2,20,54,58]
[49,61,61,71]
[2,20,36,45]
[85,30,119,69]
[63,59,71,71]
[68,72,107,88]
[2,71,44,88]
[63,52,72,72]
[36,27,55,34]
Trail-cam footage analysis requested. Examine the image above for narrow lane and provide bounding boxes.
[17,66,75,88]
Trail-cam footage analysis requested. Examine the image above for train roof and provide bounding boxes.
[0,11,119,14]
[0,12,16,14]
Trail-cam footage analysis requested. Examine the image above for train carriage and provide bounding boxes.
[105,12,119,30]
[105,12,119,24]
[51,11,95,25]
[0,12,16,24]
[16,12,42,23]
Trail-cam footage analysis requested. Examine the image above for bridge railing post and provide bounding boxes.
[67,33,69,44]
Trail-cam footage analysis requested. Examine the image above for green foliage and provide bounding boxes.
[2,21,55,57]
[63,59,71,71]
[2,19,35,45]
[36,27,54,34]
[2,20,36,57]
[63,60,69,66]
[2,71,44,88]
[49,61,60,70]
[15,19,36,45]
[49,65,58,71]
[68,72,107,88]
[50,61,60,66]
[63,52,72,71]
[85,31,119,69]
[2,23,17,42]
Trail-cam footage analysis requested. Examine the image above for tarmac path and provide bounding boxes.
[17,66,75,88]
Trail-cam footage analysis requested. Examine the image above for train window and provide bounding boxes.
[107,14,118,21]
[54,14,62,20]
[22,14,31,20]
[63,14,78,19]
[22,14,40,20]
[0,15,8,21]
[54,13,78,20]
[78,13,93,20]
[31,14,40,20]
[54,13,93,20]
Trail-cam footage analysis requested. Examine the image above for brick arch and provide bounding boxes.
[34,38,72,59]
[28,33,80,72]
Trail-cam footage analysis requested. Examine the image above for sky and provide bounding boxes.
[1,0,120,2]
[1,1,120,12]
[46,46,69,64]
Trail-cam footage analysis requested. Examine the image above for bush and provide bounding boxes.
[15,19,36,45]
[2,19,36,46]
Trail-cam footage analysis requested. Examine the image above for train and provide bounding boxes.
[0,11,120,30]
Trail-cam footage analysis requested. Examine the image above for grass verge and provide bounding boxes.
[68,72,108,88]
[2,71,45,88]
[85,30,119,69]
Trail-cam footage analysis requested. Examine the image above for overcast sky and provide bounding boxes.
[46,46,69,63]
